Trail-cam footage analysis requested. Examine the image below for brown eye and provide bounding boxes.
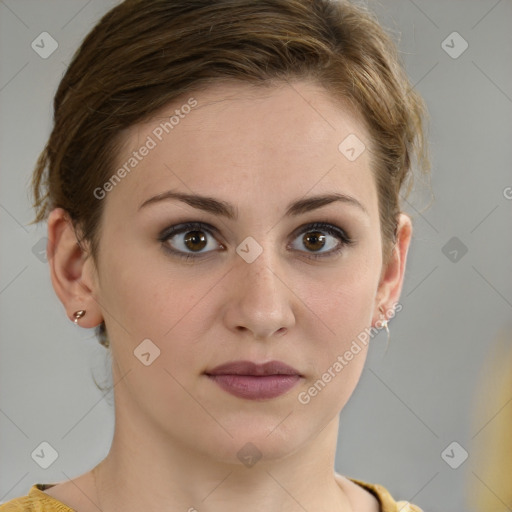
[289,222,354,259]
[302,231,327,252]
[159,222,222,259]
[159,221,353,261]
[183,231,208,252]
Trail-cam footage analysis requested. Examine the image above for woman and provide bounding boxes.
[1,0,429,510]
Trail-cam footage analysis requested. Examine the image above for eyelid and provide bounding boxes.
[287,221,354,260]
[158,220,354,259]
[290,221,352,243]
[158,221,221,242]
[158,221,224,261]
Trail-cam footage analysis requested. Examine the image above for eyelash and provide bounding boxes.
[158,221,355,261]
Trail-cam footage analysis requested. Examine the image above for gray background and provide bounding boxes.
[1,1,511,511]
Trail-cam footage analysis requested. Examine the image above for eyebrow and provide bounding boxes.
[138,190,368,218]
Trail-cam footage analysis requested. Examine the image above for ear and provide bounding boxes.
[47,207,103,328]
[372,213,413,326]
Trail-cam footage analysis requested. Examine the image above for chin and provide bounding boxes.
[197,418,309,467]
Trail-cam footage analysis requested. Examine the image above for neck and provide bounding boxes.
[93,414,353,512]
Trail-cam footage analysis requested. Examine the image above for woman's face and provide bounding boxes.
[73,80,410,463]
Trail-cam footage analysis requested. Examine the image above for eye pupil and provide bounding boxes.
[303,231,326,251]
[184,230,207,251]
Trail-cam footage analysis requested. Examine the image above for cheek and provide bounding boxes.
[292,252,379,398]
[96,237,221,372]
[299,254,379,342]
[303,279,375,382]
[294,279,375,416]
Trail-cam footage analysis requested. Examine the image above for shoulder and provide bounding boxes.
[337,474,424,512]
[350,478,424,512]
[0,485,74,512]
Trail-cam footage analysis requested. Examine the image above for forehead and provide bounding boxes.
[105,80,378,222]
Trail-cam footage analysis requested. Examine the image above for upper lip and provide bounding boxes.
[205,360,301,377]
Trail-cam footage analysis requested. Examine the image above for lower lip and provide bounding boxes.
[206,374,301,400]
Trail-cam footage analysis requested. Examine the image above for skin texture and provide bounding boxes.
[46,80,412,512]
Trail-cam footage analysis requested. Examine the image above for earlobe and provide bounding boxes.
[372,213,413,326]
[47,208,103,328]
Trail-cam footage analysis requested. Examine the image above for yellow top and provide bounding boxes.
[0,480,423,512]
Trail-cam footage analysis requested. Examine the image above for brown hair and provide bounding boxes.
[30,0,430,348]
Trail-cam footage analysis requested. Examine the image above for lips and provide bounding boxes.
[206,360,301,377]
[205,360,302,400]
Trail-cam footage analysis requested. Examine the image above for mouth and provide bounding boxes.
[204,360,303,400]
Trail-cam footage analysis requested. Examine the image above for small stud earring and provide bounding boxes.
[378,306,390,351]
[73,309,86,325]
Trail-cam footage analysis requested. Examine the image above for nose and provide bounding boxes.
[222,247,296,341]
